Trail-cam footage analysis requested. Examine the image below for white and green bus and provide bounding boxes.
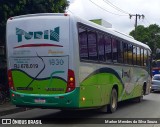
[6,13,152,113]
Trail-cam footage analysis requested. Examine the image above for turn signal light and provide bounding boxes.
[8,70,15,90]
[82,97,86,101]
[12,94,15,97]
[66,69,75,92]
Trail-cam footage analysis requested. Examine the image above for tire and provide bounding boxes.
[135,86,144,103]
[143,84,146,95]
[108,88,118,113]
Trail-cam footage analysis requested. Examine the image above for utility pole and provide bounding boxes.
[129,14,145,38]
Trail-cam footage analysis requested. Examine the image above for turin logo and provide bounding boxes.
[16,27,60,42]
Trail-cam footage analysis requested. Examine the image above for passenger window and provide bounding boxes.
[137,47,141,66]
[97,33,105,61]
[117,41,123,63]
[123,43,128,64]
[104,35,112,62]
[112,38,117,62]
[144,49,147,66]
[88,30,97,61]
[141,48,144,66]
[128,44,133,65]
[133,46,137,65]
[79,27,88,60]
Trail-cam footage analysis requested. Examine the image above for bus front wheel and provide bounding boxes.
[108,88,118,113]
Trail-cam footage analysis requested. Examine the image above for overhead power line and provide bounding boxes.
[144,17,151,25]
[142,19,148,26]
[89,0,128,16]
[103,0,130,15]
[87,0,149,33]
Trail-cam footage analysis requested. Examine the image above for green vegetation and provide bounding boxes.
[130,24,160,58]
[0,0,69,45]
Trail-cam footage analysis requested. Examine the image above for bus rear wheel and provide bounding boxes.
[135,87,144,102]
[108,88,118,113]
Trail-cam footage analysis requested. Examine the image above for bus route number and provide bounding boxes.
[49,59,64,66]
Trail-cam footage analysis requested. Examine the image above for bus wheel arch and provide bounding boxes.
[99,85,118,113]
[135,83,146,103]
[143,82,147,95]
[108,85,118,113]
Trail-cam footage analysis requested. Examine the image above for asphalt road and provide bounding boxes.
[1,92,160,127]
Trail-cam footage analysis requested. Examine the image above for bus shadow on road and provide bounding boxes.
[35,108,104,124]
[117,99,146,108]
[34,98,152,124]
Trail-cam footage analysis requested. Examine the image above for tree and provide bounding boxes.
[129,24,160,57]
[0,0,69,45]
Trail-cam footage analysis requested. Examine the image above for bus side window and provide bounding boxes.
[104,35,112,62]
[144,49,147,66]
[137,47,141,66]
[88,30,97,61]
[78,27,88,60]
[128,44,133,65]
[112,38,117,63]
[123,42,128,64]
[97,33,105,62]
[133,46,137,65]
[117,41,123,63]
[141,48,144,66]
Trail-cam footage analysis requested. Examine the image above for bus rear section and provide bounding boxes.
[6,14,79,108]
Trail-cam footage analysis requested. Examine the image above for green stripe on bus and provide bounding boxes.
[12,70,67,94]
[79,73,123,107]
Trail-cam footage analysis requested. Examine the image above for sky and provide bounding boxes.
[67,0,160,34]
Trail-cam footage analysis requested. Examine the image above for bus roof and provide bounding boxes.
[72,14,151,51]
[9,13,68,20]
[9,13,151,52]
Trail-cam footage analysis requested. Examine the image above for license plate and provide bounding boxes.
[34,99,46,103]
